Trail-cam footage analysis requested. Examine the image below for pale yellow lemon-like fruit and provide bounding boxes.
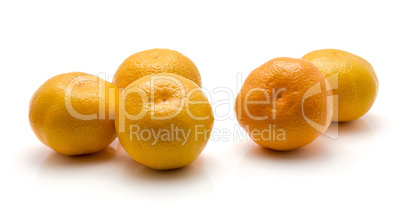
[302,49,379,122]
[113,48,202,89]
[29,72,117,155]
[115,73,214,170]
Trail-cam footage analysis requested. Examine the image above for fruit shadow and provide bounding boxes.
[235,138,329,179]
[115,142,210,180]
[37,139,210,181]
[35,141,121,190]
[239,113,377,162]
[36,141,119,183]
[325,117,375,140]
[36,140,213,198]
[113,143,214,198]
[236,115,377,179]
[359,112,382,130]
[242,137,327,162]
[38,146,117,168]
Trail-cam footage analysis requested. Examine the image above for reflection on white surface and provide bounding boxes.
[23,114,382,211]
[35,118,376,197]
[237,118,376,180]
[37,140,213,202]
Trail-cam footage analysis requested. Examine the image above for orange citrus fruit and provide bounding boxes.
[113,48,202,89]
[29,72,117,155]
[235,57,333,151]
[115,73,214,170]
[302,49,379,122]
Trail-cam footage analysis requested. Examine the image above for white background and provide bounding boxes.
[1,0,400,211]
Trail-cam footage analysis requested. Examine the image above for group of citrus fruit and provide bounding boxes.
[29,48,378,170]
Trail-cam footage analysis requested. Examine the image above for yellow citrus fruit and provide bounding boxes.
[113,48,202,89]
[115,73,214,170]
[235,57,333,151]
[302,49,379,122]
[29,72,117,155]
